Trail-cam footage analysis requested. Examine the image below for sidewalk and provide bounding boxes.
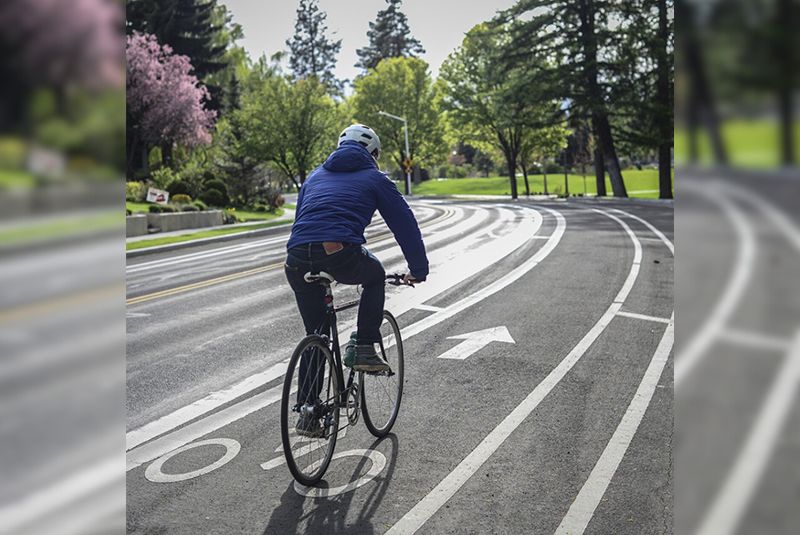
[126,208,294,243]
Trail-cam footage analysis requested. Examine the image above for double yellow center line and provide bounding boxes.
[126,207,454,307]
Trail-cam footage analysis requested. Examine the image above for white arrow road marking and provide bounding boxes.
[437,326,515,360]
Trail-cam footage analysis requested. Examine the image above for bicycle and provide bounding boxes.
[280,271,412,486]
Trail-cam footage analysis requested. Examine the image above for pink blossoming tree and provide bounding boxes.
[126,31,216,171]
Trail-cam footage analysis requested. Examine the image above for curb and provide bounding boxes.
[126,221,292,258]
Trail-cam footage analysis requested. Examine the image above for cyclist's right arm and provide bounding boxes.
[374,174,429,281]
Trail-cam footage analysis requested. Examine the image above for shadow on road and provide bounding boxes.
[262,434,399,534]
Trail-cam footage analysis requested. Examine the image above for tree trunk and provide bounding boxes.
[579,0,626,197]
[777,0,794,166]
[507,154,518,200]
[679,0,728,165]
[594,147,606,196]
[161,143,173,168]
[521,162,530,197]
[593,114,626,197]
[657,0,673,199]
[564,166,569,197]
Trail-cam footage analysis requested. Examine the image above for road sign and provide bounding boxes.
[146,187,170,205]
[436,326,516,360]
[403,158,413,173]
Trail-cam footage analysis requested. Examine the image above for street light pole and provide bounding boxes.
[378,110,411,195]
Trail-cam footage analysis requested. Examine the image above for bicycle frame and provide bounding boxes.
[314,282,359,408]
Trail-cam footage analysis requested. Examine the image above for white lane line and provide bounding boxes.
[695,330,800,535]
[555,315,674,534]
[675,184,756,387]
[617,311,671,324]
[126,205,449,274]
[0,455,121,533]
[553,206,675,534]
[385,208,640,535]
[127,383,283,471]
[126,207,564,471]
[414,304,444,313]
[611,209,673,255]
[126,359,289,450]
[718,328,793,353]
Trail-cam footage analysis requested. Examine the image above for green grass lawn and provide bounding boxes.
[127,219,290,250]
[1,211,123,247]
[227,207,285,222]
[410,169,671,199]
[674,119,800,168]
[0,169,37,190]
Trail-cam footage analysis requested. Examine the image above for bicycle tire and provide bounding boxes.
[280,335,340,486]
[361,310,404,437]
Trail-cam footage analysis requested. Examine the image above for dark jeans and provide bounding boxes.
[285,243,386,342]
[285,243,386,405]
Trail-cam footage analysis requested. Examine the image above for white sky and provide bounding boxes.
[222,0,517,84]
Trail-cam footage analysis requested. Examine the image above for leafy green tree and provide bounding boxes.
[518,123,569,196]
[499,0,629,197]
[286,0,343,92]
[241,76,341,189]
[439,23,553,199]
[356,0,425,71]
[351,57,444,178]
[613,0,674,198]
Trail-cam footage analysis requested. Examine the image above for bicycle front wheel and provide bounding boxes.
[361,311,404,437]
[280,335,340,486]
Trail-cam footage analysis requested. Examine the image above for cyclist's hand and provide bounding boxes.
[404,274,424,285]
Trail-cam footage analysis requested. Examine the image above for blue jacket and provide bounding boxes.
[286,141,429,279]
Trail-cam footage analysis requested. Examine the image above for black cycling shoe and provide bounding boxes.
[295,414,324,438]
[353,344,391,373]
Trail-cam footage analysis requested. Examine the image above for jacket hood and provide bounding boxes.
[322,141,377,173]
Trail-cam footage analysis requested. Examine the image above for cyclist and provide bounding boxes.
[285,123,428,383]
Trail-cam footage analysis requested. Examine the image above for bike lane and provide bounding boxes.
[126,203,672,534]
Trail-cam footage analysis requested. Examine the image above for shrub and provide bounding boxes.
[126,209,132,216]
[181,204,198,212]
[151,167,177,189]
[193,199,208,211]
[0,137,26,168]
[149,204,177,213]
[438,166,448,179]
[253,203,268,212]
[167,180,191,197]
[125,181,147,202]
[203,178,228,195]
[171,194,192,205]
[449,165,468,179]
[199,188,227,207]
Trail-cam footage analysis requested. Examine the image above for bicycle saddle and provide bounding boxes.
[304,271,335,284]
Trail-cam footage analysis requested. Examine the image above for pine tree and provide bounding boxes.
[127,0,228,108]
[356,0,425,71]
[500,0,629,197]
[286,0,343,91]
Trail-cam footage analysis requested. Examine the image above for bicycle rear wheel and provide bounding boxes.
[280,335,340,486]
[361,311,404,437]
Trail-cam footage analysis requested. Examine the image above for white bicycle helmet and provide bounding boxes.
[338,124,381,157]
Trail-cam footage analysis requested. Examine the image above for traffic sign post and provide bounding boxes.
[378,110,412,196]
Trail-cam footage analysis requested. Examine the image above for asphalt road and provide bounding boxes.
[126,197,674,534]
[674,172,800,535]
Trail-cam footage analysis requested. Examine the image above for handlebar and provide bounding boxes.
[386,273,415,287]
